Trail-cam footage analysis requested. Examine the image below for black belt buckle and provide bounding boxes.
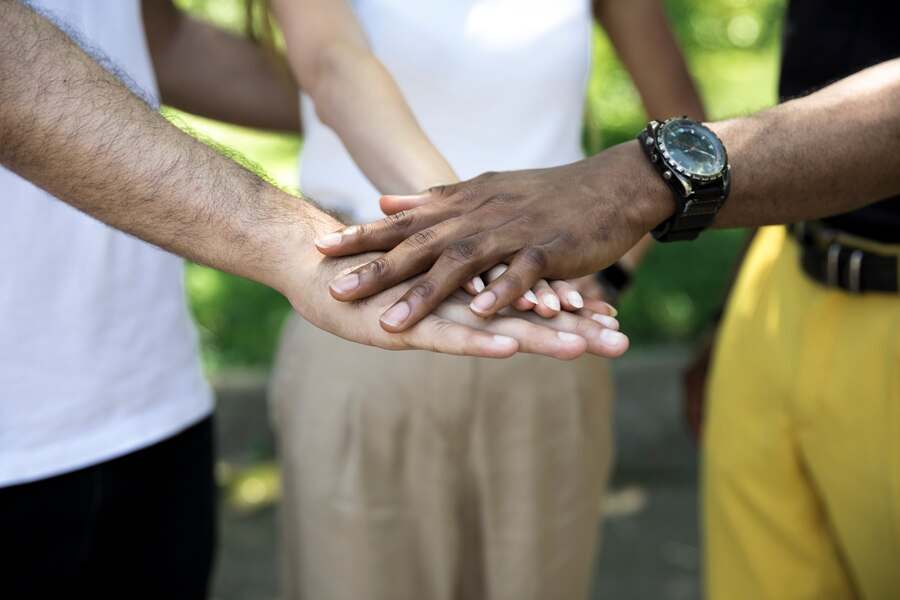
[791,221,899,294]
[825,243,865,293]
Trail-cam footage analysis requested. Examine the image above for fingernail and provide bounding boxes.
[523,290,539,304]
[567,291,584,309]
[592,314,619,330]
[542,294,561,311]
[316,232,342,248]
[599,328,627,349]
[330,273,360,295]
[380,301,410,327]
[386,193,428,201]
[470,291,497,313]
[487,264,508,281]
[604,303,619,318]
[472,277,486,293]
[491,335,517,350]
[557,332,581,343]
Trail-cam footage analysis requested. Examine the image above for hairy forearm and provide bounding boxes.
[0,1,335,297]
[142,0,300,132]
[596,0,705,121]
[297,43,457,194]
[711,58,900,228]
[613,58,900,234]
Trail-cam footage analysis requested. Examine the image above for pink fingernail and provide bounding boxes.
[472,277,486,293]
[542,294,561,311]
[386,193,428,201]
[380,301,410,327]
[591,314,619,330]
[599,329,627,349]
[487,264,508,281]
[470,291,497,313]
[316,232,342,248]
[567,291,584,309]
[330,273,359,294]
[523,290,539,304]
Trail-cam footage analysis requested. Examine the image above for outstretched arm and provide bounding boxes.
[273,0,587,316]
[318,58,900,330]
[0,0,314,293]
[594,0,705,122]
[0,0,626,359]
[271,0,456,194]
[141,0,301,132]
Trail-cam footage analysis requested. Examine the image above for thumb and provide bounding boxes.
[379,192,434,215]
[380,181,460,215]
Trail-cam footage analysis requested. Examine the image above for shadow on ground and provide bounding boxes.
[211,345,700,600]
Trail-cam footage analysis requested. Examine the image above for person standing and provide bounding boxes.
[702,2,900,598]
[316,9,900,598]
[0,1,299,596]
[264,1,702,598]
[0,2,616,597]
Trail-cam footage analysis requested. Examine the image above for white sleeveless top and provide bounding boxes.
[0,0,212,486]
[299,0,593,223]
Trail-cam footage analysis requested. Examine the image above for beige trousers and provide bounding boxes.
[270,315,614,600]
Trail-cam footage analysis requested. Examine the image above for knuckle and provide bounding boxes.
[521,247,548,271]
[385,210,414,231]
[487,192,519,207]
[432,320,455,338]
[428,183,457,198]
[408,228,437,249]
[365,257,390,277]
[498,270,524,293]
[409,280,437,300]
[455,184,482,206]
[444,239,479,264]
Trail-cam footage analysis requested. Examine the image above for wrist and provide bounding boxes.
[257,189,343,307]
[586,140,675,237]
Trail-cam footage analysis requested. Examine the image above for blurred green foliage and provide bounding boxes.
[172,0,786,369]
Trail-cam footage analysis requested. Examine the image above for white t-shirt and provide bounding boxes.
[0,0,212,487]
[299,0,593,223]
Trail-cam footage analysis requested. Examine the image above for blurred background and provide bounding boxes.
[167,1,787,598]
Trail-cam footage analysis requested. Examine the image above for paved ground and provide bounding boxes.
[211,345,701,600]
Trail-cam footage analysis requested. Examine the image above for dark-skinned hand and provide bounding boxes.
[315,142,671,334]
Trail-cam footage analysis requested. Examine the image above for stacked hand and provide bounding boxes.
[284,231,630,360]
[313,142,668,341]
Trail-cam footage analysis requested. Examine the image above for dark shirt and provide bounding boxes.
[781,0,900,243]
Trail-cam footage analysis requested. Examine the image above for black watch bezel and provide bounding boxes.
[638,118,731,243]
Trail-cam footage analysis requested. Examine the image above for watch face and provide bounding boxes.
[659,119,726,178]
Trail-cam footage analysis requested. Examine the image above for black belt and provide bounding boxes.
[788,222,899,294]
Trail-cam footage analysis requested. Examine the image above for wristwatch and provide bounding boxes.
[638,117,731,242]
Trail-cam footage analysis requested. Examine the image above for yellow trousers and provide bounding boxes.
[704,226,900,600]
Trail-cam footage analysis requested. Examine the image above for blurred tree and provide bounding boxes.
[169,0,787,368]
